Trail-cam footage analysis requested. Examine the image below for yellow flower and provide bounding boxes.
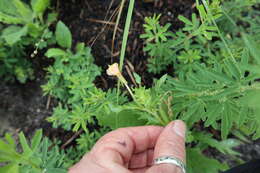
[107,63,135,99]
[106,63,121,77]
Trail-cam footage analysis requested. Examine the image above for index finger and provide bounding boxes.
[90,126,164,165]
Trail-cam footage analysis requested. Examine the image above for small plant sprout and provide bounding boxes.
[107,63,135,99]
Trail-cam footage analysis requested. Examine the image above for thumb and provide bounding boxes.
[146,120,186,173]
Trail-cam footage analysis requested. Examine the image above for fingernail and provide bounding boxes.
[172,120,186,138]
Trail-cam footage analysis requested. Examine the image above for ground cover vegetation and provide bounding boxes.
[0,0,260,173]
[0,0,56,83]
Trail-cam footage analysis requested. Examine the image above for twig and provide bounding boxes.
[46,95,51,110]
[112,0,126,58]
[90,5,120,47]
[61,129,83,149]
[86,18,116,26]
[126,59,135,71]
[125,65,138,87]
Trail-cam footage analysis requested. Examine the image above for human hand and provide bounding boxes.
[69,120,186,173]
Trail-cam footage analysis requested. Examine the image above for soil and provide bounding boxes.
[0,0,260,168]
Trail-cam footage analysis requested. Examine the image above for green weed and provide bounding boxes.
[0,0,56,83]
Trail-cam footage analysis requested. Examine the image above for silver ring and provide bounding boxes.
[154,156,186,173]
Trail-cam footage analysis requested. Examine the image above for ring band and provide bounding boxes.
[154,156,186,173]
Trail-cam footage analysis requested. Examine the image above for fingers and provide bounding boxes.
[69,153,131,173]
[91,125,163,165]
[146,120,186,173]
[129,149,154,169]
[70,125,163,173]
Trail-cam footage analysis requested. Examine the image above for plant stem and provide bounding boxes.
[119,0,135,70]
[117,0,135,102]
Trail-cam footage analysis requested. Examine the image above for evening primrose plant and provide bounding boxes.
[1,1,259,173]
[42,1,260,172]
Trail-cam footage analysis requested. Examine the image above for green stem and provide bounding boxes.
[201,0,236,62]
[119,0,135,70]
[117,0,135,102]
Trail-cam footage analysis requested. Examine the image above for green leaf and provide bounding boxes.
[182,102,202,124]
[4,133,16,149]
[133,72,141,85]
[205,104,222,127]
[27,23,42,38]
[194,132,240,156]
[196,64,233,83]
[221,104,232,139]
[55,21,72,49]
[239,90,260,109]
[98,109,146,129]
[187,148,227,173]
[0,139,16,154]
[31,0,50,15]
[242,33,260,64]
[218,139,241,156]
[0,164,19,173]
[155,74,167,89]
[0,12,23,24]
[178,15,193,25]
[224,58,241,80]
[31,129,42,151]
[0,0,17,15]
[12,0,33,21]
[1,25,28,45]
[18,132,33,156]
[47,12,58,24]
[45,48,67,58]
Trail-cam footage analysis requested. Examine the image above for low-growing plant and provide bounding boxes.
[0,130,68,173]
[139,0,260,172]
[2,1,259,173]
[43,21,102,132]
[0,0,56,83]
